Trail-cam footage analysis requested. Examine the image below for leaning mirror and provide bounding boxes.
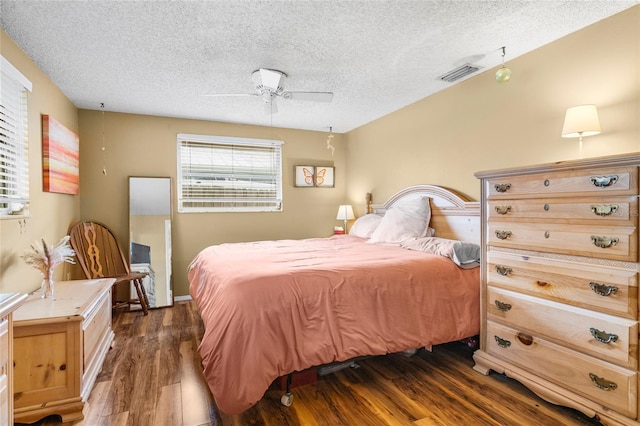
[128,177,173,308]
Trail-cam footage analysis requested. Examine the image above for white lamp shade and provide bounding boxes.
[561,105,601,138]
[336,205,355,221]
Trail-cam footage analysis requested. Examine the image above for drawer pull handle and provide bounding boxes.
[517,333,533,346]
[589,373,618,391]
[590,236,619,249]
[536,280,548,287]
[495,230,512,240]
[544,179,550,187]
[590,328,618,344]
[495,205,512,215]
[494,300,512,312]
[494,183,511,193]
[590,175,618,188]
[589,282,618,296]
[495,265,512,276]
[544,203,550,211]
[591,204,619,217]
[494,335,511,348]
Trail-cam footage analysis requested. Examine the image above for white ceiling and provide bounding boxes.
[1,1,637,133]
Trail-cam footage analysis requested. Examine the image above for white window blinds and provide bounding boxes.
[0,55,31,216]
[177,134,283,212]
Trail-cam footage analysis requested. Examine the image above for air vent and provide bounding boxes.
[438,63,481,83]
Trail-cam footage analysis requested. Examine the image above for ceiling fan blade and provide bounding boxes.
[282,91,334,102]
[259,69,283,91]
[202,93,259,97]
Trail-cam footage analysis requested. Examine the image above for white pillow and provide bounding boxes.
[368,197,431,244]
[349,214,382,239]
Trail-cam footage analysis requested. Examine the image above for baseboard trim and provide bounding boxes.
[174,295,193,302]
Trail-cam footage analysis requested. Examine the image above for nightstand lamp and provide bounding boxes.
[336,204,355,233]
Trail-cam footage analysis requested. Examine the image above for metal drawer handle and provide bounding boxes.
[494,335,511,348]
[494,183,511,193]
[590,175,618,188]
[494,300,512,312]
[589,373,618,391]
[495,205,512,215]
[589,282,618,296]
[590,236,619,249]
[589,328,618,344]
[495,265,512,276]
[591,204,619,217]
[495,230,512,240]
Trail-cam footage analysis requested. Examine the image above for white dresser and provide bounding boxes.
[473,152,640,425]
[0,293,26,426]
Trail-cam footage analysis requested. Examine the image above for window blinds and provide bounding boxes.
[177,134,283,212]
[0,56,31,215]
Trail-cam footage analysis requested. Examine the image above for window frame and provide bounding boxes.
[177,133,284,213]
[0,55,32,218]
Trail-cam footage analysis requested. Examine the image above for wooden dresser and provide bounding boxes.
[473,152,640,425]
[12,279,115,424]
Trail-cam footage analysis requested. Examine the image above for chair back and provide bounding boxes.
[68,221,132,279]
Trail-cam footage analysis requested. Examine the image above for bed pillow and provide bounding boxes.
[368,197,431,244]
[349,214,383,239]
[401,237,480,269]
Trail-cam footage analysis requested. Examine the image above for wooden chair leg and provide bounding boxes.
[133,278,149,315]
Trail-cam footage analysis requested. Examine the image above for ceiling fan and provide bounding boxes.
[204,68,334,114]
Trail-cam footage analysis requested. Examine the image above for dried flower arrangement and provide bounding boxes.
[22,236,76,298]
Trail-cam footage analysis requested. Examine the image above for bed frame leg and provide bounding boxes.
[280,373,294,407]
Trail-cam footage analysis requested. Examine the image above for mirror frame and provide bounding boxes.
[128,176,173,308]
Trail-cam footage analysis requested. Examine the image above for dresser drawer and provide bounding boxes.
[488,251,638,319]
[487,196,637,226]
[486,320,637,418]
[485,166,637,199]
[487,286,638,369]
[488,222,637,261]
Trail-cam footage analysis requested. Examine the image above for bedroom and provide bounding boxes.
[0,1,639,425]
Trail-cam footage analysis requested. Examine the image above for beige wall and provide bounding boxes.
[3,5,639,299]
[0,30,80,294]
[345,6,640,211]
[77,110,346,298]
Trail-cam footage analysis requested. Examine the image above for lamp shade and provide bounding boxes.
[561,105,601,138]
[336,205,355,221]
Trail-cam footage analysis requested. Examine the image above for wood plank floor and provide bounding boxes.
[19,301,603,426]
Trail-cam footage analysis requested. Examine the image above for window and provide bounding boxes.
[0,55,31,217]
[177,133,283,212]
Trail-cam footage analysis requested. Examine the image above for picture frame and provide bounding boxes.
[294,166,315,187]
[314,166,334,187]
[42,114,79,194]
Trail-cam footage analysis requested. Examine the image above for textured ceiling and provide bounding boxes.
[1,1,637,133]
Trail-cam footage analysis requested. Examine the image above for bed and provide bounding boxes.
[188,185,481,414]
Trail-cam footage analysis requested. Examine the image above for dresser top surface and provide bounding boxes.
[13,278,114,323]
[475,151,640,179]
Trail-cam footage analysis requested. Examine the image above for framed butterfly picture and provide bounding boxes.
[294,166,335,187]
[314,166,334,187]
[295,166,315,187]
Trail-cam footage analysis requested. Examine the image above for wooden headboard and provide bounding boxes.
[370,184,480,244]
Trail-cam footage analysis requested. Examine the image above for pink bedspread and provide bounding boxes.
[188,235,479,414]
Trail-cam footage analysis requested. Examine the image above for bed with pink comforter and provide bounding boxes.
[188,235,479,414]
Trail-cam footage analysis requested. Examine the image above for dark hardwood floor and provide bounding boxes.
[19,301,602,426]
